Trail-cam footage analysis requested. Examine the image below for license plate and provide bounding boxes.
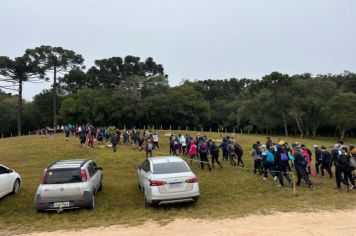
[169,183,182,188]
[54,202,70,208]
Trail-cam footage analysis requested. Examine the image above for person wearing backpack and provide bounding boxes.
[146,139,153,158]
[181,135,187,155]
[251,143,263,175]
[331,144,354,192]
[219,137,229,161]
[198,140,211,171]
[275,145,292,187]
[261,145,275,180]
[235,142,244,167]
[294,146,313,188]
[188,140,198,163]
[227,140,237,166]
[320,146,333,178]
[110,134,118,153]
[210,140,223,169]
[314,145,323,175]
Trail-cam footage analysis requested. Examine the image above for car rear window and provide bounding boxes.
[153,162,190,174]
[44,169,81,184]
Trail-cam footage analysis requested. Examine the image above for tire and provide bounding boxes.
[98,181,103,192]
[12,179,20,194]
[87,194,95,209]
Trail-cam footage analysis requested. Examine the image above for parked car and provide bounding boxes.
[137,156,200,207]
[0,164,21,199]
[35,159,103,212]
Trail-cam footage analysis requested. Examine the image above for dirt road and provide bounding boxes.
[23,209,356,236]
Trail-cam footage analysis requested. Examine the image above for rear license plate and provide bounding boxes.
[54,202,70,208]
[169,183,182,188]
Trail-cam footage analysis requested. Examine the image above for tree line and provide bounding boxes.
[1,45,356,140]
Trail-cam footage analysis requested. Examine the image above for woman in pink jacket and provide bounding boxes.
[188,140,198,163]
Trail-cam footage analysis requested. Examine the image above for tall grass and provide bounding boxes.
[0,131,354,235]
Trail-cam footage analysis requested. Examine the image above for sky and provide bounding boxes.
[0,0,355,100]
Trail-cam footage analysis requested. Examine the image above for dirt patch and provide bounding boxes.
[21,209,356,236]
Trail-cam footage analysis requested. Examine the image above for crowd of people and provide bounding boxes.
[51,124,356,192]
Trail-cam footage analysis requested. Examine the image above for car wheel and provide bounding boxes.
[88,194,95,209]
[98,181,103,192]
[12,179,20,194]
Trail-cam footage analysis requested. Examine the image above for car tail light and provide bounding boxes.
[186,177,199,183]
[150,180,166,186]
[81,169,88,182]
[79,199,85,205]
[39,202,45,208]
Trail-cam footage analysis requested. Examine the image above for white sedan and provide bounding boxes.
[137,156,200,207]
[0,164,21,199]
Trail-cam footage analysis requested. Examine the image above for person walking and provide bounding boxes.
[314,145,323,175]
[210,140,223,169]
[320,145,333,178]
[198,140,211,171]
[251,143,263,175]
[275,145,293,187]
[188,140,198,163]
[111,134,118,152]
[219,137,229,161]
[293,146,314,188]
[152,133,159,149]
[145,139,153,158]
[331,144,354,192]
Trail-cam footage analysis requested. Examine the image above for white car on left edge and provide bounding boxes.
[0,164,21,199]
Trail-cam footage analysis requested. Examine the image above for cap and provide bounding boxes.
[313,144,318,148]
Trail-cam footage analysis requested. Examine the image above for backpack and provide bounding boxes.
[266,152,274,164]
[336,151,349,167]
[200,142,208,154]
[280,153,288,161]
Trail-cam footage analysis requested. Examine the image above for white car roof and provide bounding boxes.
[149,156,185,164]
[49,159,89,169]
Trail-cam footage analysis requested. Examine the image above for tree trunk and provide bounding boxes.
[312,127,317,138]
[53,65,57,132]
[17,78,23,136]
[340,124,346,141]
[282,112,288,137]
[295,117,303,138]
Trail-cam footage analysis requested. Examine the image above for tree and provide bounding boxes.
[261,72,291,136]
[25,46,84,131]
[0,55,44,135]
[325,92,356,140]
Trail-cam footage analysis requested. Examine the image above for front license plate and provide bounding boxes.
[169,183,182,188]
[54,202,70,208]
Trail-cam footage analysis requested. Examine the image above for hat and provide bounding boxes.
[313,144,318,148]
[321,145,326,150]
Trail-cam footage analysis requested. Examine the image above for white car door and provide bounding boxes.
[0,166,12,197]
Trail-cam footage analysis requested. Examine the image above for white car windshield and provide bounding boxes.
[153,162,190,174]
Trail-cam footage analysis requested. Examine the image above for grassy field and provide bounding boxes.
[0,131,355,235]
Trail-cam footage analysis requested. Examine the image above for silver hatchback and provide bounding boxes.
[35,159,103,212]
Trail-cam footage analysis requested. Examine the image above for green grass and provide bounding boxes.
[0,131,355,235]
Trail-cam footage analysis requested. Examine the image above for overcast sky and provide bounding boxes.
[1,0,355,100]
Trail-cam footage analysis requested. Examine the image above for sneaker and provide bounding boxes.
[348,185,354,192]
[262,177,267,181]
[309,185,314,189]
[277,184,284,187]
[274,176,278,181]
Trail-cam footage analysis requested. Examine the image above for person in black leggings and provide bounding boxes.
[210,140,223,169]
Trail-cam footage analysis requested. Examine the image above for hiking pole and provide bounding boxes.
[291,172,296,196]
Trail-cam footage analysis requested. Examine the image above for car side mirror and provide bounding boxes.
[7,169,13,173]
[97,167,103,171]
[137,164,142,170]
